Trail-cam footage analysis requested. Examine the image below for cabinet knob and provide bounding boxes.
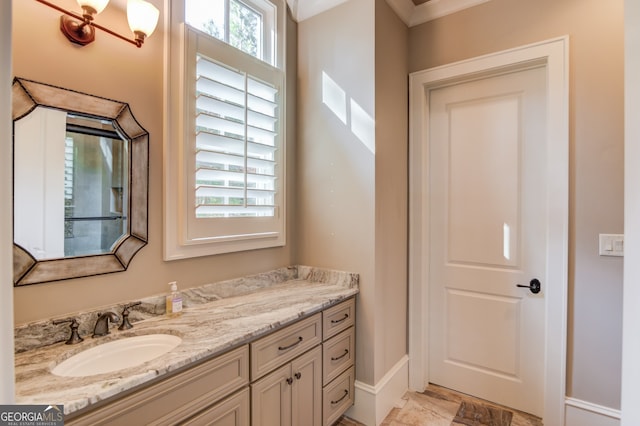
[294,372,302,380]
[286,377,293,385]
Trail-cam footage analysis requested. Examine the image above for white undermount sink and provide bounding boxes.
[51,334,182,377]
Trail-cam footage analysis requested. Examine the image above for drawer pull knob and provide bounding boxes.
[330,313,349,324]
[294,372,302,380]
[331,349,349,361]
[286,377,293,385]
[278,336,303,351]
[331,389,349,405]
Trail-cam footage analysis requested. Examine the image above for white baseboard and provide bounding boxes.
[345,355,409,426]
[565,397,621,426]
[345,361,624,426]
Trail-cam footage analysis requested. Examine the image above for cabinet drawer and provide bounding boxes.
[322,366,355,426]
[251,313,322,380]
[67,345,249,426]
[322,298,355,340]
[323,327,354,386]
[181,387,249,426]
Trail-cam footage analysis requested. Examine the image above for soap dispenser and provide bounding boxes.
[166,281,183,317]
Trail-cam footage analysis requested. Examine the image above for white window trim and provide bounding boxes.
[164,0,286,260]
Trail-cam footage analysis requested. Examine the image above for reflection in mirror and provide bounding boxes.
[14,110,129,259]
[64,115,129,257]
[12,78,149,286]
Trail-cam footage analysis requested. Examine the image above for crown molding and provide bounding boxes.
[287,0,490,26]
[386,0,491,27]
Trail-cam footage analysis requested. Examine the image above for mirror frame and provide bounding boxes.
[12,78,149,286]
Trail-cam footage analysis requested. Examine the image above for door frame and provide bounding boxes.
[408,37,569,425]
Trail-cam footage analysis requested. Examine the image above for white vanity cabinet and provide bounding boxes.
[66,345,250,426]
[250,298,356,426]
[65,298,356,426]
[250,313,323,426]
[322,298,356,426]
[251,345,323,426]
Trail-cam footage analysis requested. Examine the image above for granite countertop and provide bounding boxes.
[14,266,358,415]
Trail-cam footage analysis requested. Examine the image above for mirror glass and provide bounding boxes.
[13,78,148,286]
[14,109,129,260]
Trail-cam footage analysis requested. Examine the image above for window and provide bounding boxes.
[185,0,276,65]
[165,0,286,260]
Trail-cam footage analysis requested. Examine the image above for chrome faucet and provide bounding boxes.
[92,312,120,338]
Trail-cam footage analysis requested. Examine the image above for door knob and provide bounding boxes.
[516,278,541,294]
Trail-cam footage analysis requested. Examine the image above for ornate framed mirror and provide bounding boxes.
[12,78,149,286]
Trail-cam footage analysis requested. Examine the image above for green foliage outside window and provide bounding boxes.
[229,1,260,59]
[198,0,261,60]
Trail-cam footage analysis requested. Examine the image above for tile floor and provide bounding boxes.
[337,384,543,426]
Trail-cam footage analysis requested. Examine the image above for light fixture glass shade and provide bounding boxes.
[127,0,160,38]
[76,0,110,14]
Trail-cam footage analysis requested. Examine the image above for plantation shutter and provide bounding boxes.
[194,55,279,219]
[166,1,285,259]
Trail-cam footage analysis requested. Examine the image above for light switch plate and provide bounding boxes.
[599,234,624,257]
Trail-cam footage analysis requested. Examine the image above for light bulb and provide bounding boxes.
[127,0,160,38]
[76,0,110,15]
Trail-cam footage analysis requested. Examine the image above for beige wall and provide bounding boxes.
[296,0,377,384]
[374,0,409,382]
[11,0,296,325]
[409,0,624,409]
[623,2,640,424]
[296,0,409,386]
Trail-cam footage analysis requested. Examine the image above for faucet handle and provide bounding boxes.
[53,318,84,345]
[119,301,142,330]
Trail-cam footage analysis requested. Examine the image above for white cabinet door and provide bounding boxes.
[251,363,292,426]
[291,346,322,426]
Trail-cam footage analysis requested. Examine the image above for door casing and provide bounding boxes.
[408,37,569,425]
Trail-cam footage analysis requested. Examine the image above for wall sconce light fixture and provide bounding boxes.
[35,0,159,48]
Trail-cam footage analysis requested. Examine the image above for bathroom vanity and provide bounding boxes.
[14,266,358,426]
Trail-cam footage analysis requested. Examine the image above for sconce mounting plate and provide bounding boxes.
[60,15,95,46]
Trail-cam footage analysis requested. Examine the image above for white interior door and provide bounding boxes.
[428,65,546,416]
